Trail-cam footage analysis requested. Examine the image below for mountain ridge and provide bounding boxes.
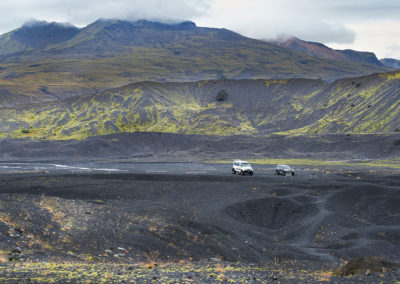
[381,58,400,69]
[271,36,384,67]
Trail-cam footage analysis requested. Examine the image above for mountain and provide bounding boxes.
[49,19,212,54]
[380,58,400,69]
[1,70,399,140]
[272,37,384,66]
[0,20,80,55]
[0,19,390,107]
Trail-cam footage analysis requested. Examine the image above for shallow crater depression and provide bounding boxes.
[224,196,320,230]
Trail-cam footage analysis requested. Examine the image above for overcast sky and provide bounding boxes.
[0,0,399,59]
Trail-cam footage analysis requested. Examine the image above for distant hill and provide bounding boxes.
[0,19,390,107]
[1,70,399,140]
[380,58,400,69]
[271,37,384,67]
[0,20,80,55]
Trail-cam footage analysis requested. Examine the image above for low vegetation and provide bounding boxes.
[0,70,399,140]
[210,158,400,169]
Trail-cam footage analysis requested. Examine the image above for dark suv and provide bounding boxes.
[276,165,295,176]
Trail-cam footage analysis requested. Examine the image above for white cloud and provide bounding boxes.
[328,20,400,59]
[0,0,399,58]
[0,0,213,32]
[193,0,357,43]
[193,0,400,58]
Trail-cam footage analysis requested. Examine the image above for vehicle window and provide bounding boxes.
[242,163,250,167]
[282,165,290,169]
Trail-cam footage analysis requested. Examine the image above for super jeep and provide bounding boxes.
[232,160,254,175]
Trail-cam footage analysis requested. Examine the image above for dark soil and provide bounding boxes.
[1,132,400,162]
[0,169,399,282]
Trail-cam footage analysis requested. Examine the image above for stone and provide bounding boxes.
[12,247,22,254]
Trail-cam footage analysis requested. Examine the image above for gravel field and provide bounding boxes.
[0,164,399,282]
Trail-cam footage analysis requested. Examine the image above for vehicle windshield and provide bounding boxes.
[242,163,251,167]
[282,165,290,169]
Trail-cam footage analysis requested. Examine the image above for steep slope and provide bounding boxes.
[272,37,384,66]
[0,21,80,55]
[0,20,390,107]
[1,70,399,140]
[0,78,326,139]
[282,71,400,134]
[381,58,400,69]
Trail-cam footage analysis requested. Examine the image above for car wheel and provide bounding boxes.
[276,170,279,175]
[250,172,253,176]
[292,172,295,176]
[232,169,236,174]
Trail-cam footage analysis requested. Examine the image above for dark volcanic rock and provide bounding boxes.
[336,257,400,276]
[216,89,229,101]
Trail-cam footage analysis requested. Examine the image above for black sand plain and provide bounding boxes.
[0,133,400,282]
[0,166,400,282]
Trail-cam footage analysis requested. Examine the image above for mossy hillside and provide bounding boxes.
[280,71,400,135]
[0,79,326,139]
[1,71,400,140]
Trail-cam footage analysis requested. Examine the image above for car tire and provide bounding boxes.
[276,170,279,175]
[232,169,236,174]
[292,172,295,176]
[250,172,253,176]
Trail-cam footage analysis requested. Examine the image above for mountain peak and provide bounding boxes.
[272,36,383,66]
[380,58,400,69]
[89,18,197,32]
[22,19,77,29]
[51,18,217,55]
[132,20,196,29]
[0,20,80,55]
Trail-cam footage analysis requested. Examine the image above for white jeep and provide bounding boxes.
[232,160,254,175]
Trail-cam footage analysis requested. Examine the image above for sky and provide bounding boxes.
[0,0,399,59]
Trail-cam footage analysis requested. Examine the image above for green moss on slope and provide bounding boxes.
[0,72,399,140]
